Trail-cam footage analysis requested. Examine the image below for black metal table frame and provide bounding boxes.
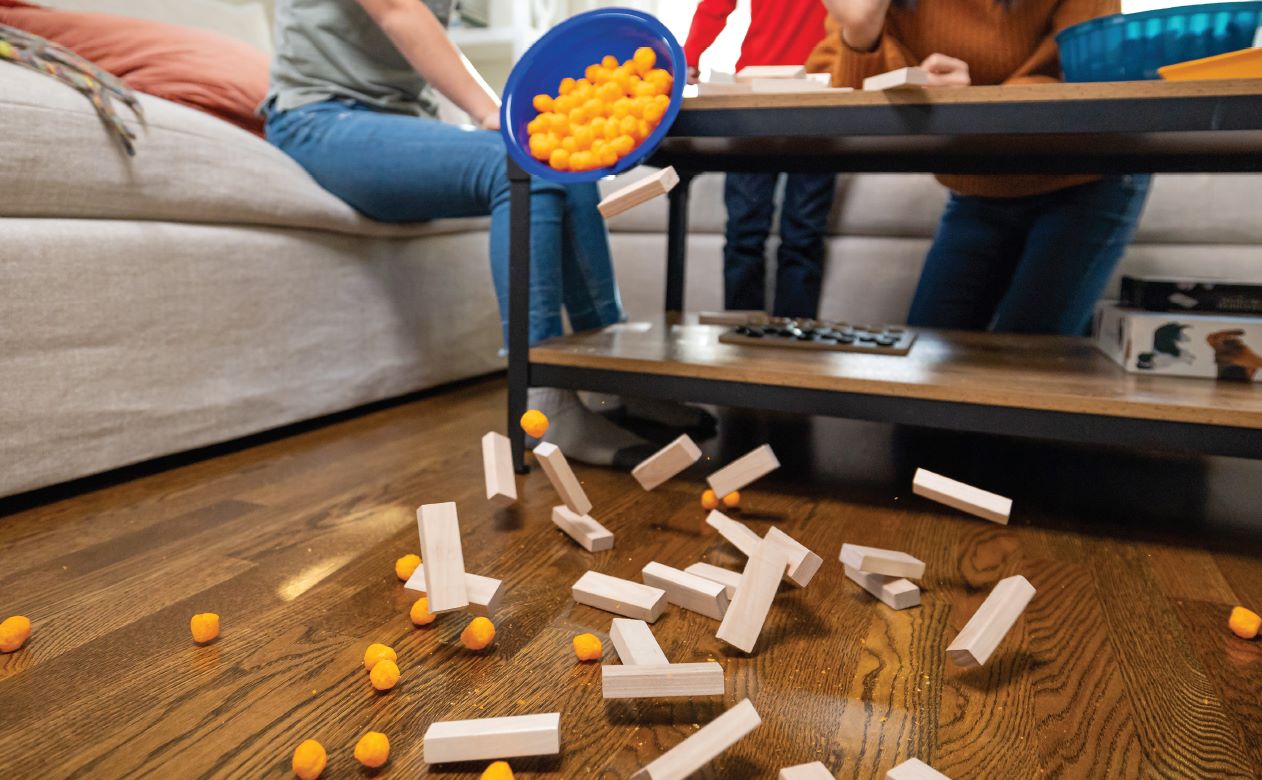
[505,89,1262,469]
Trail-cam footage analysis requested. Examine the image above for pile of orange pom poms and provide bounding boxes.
[526,47,673,173]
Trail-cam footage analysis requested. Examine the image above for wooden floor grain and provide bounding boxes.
[1,377,1259,779]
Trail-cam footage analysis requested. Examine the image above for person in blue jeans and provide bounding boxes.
[724,173,836,318]
[263,0,699,465]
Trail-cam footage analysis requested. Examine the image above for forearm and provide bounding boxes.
[822,0,892,52]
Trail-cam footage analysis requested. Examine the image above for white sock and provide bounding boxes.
[528,388,654,467]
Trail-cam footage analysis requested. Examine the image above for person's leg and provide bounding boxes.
[906,192,1035,330]
[556,181,624,334]
[774,173,836,319]
[723,172,779,311]
[991,174,1152,335]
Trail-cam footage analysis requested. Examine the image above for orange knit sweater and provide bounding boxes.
[806,0,1118,198]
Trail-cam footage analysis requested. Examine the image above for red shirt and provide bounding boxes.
[683,0,829,71]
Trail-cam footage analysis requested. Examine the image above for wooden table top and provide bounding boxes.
[531,321,1262,429]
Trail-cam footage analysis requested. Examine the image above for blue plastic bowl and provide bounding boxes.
[1057,2,1262,81]
[500,8,686,183]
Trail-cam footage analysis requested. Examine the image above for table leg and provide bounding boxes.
[664,170,695,314]
[507,156,531,473]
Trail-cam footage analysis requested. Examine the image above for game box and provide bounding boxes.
[1119,275,1262,315]
[1092,301,1262,382]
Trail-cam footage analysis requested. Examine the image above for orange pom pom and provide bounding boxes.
[520,409,549,438]
[292,739,327,780]
[369,659,400,691]
[1229,606,1261,639]
[190,613,220,645]
[354,731,391,769]
[633,47,656,75]
[481,761,515,780]
[532,94,554,113]
[410,597,436,626]
[572,632,602,661]
[0,615,32,653]
[363,642,396,671]
[722,491,741,509]
[700,489,719,510]
[558,77,576,95]
[549,148,571,171]
[395,553,421,581]
[461,617,496,651]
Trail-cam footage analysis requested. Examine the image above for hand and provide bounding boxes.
[687,65,700,86]
[824,0,892,52]
[479,111,500,131]
[920,53,970,87]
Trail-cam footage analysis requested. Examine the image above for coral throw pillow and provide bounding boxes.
[0,0,268,135]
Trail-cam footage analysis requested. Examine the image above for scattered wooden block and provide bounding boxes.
[706,512,820,587]
[533,441,593,516]
[843,566,920,610]
[886,757,952,779]
[641,561,729,620]
[684,562,742,599]
[736,64,806,81]
[403,565,504,618]
[780,762,834,779]
[863,66,929,91]
[416,502,469,613]
[715,537,790,653]
[707,444,780,499]
[609,618,669,665]
[946,575,1036,668]
[630,698,762,780]
[840,543,926,579]
[912,468,1012,525]
[552,505,614,552]
[597,167,680,219]
[573,571,667,622]
[705,510,760,556]
[602,662,725,699]
[422,712,561,764]
[481,431,516,506]
[631,434,702,491]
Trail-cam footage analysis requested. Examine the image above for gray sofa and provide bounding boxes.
[3,27,1261,499]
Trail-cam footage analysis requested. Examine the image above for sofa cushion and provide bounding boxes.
[1,66,486,238]
[36,0,273,54]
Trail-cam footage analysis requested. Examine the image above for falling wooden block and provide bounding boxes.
[946,575,1036,668]
[706,512,820,587]
[403,565,504,618]
[684,562,742,599]
[886,757,952,779]
[715,537,790,653]
[780,762,834,779]
[422,712,561,764]
[840,543,926,579]
[573,571,667,622]
[631,434,702,491]
[552,505,614,552]
[602,662,725,699]
[641,561,729,620]
[533,441,593,516]
[913,468,1012,524]
[609,618,669,665]
[597,167,680,219]
[843,566,920,610]
[416,502,469,613]
[863,66,929,91]
[481,431,516,506]
[707,444,780,499]
[630,698,762,780]
[736,64,806,81]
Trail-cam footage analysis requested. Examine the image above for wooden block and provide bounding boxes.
[706,444,780,499]
[403,565,504,618]
[706,512,819,587]
[416,502,469,613]
[715,537,789,653]
[602,662,725,699]
[552,505,614,552]
[609,618,669,665]
[481,431,516,506]
[780,762,834,779]
[630,698,761,780]
[886,757,952,779]
[697,310,767,327]
[840,543,926,579]
[641,561,729,620]
[572,570,667,622]
[913,468,1012,524]
[422,712,560,764]
[843,565,920,610]
[946,574,1036,668]
[597,167,680,219]
[750,79,844,94]
[533,441,592,516]
[631,434,702,491]
[736,64,805,81]
[705,510,760,556]
[684,562,742,599]
[863,66,929,91]
[696,81,754,96]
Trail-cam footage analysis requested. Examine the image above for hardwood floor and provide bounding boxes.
[1,377,1259,779]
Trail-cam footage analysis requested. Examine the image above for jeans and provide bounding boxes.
[908,174,1152,336]
[723,172,836,319]
[264,100,623,346]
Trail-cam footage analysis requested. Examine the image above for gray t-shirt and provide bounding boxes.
[266,0,453,116]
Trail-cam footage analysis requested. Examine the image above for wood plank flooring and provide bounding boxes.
[1,377,1259,778]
